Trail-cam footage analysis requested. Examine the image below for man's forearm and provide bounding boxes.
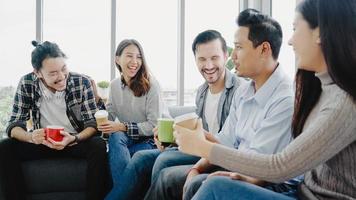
[76,127,97,141]
[10,127,32,143]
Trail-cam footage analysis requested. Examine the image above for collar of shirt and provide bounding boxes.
[242,65,286,107]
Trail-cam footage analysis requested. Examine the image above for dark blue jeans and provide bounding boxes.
[105,132,155,200]
[105,145,199,200]
[192,176,296,200]
[151,147,200,182]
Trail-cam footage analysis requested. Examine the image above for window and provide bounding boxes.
[0,0,35,87]
[116,0,178,106]
[272,0,296,79]
[43,0,111,83]
[185,0,239,105]
[0,1,35,137]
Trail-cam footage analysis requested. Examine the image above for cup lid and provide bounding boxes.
[174,112,198,123]
[95,110,108,117]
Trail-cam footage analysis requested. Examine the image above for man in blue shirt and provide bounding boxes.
[145,9,299,200]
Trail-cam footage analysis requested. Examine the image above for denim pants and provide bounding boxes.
[192,176,296,200]
[151,147,200,182]
[105,132,155,200]
[106,145,199,200]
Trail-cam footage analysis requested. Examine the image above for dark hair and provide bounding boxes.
[115,39,150,97]
[292,0,356,138]
[237,9,283,60]
[31,41,66,70]
[192,30,227,55]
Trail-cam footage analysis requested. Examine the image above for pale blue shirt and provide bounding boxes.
[216,66,294,154]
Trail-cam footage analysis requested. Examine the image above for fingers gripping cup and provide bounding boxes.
[95,110,109,126]
[45,125,64,142]
[158,118,175,146]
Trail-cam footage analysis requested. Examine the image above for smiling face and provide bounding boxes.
[35,57,68,92]
[116,44,142,81]
[288,12,325,72]
[195,39,228,84]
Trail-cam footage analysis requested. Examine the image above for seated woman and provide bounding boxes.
[97,39,162,197]
[174,0,356,199]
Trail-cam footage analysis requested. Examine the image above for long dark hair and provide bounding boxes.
[292,0,356,138]
[115,39,150,97]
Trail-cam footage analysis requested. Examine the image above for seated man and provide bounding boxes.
[144,9,301,200]
[104,30,243,200]
[0,41,111,200]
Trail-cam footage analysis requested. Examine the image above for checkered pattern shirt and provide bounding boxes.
[6,72,99,136]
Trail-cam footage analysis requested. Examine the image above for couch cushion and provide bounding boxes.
[22,158,87,194]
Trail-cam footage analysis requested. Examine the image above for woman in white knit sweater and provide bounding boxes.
[174,0,356,199]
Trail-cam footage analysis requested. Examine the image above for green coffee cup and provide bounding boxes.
[157,118,174,143]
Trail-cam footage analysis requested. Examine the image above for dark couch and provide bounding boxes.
[0,106,196,200]
[23,159,87,200]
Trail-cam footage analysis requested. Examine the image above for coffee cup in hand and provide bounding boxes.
[95,110,109,126]
[157,118,175,146]
[174,113,199,130]
[44,125,64,142]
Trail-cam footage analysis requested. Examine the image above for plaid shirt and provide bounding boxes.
[6,72,99,136]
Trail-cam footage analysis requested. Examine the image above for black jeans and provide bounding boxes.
[0,136,112,200]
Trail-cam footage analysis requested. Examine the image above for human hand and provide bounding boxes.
[204,131,219,143]
[98,120,121,134]
[207,171,242,180]
[30,129,46,144]
[153,126,165,151]
[207,171,265,186]
[42,130,75,150]
[173,119,206,156]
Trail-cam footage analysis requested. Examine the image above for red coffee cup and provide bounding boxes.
[44,125,64,142]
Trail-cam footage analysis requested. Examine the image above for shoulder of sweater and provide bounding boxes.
[320,84,355,111]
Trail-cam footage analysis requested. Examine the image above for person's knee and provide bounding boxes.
[186,175,204,191]
[109,132,128,146]
[130,150,156,172]
[153,151,175,174]
[0,138,17,155]
[200,176,231,192]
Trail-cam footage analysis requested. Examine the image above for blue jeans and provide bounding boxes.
[151,147,200,182]
[192,176,296,200]
[185,173,299,200]
[105,132,155,200]
[106,146,199,200]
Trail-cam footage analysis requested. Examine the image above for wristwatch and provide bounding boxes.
[73,135,79,143]
[69,134,79,145]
